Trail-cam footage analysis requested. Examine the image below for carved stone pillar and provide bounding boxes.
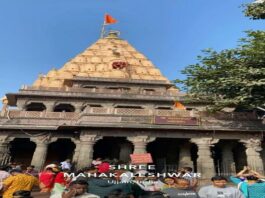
[30,134,56,171]
[71,139,81,167]
[221,143,236,176]
[190,138,219,179]
[240,138,264,174]
[127,136,156,154]
[76,132,102,170]
[45,103,54,112]
[16,100,26,111]
[75,105,83,113]
[119,142,133,163]
[0,135,14,165]
[178,143,193,169]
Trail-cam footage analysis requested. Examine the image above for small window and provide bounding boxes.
[107,87,121,93]
[26,103,46,111]
[54,104,75,112]
[89,104,102,107]
[83,86,96,88]
[108,87,120,90]
[120,87,130,92]
[82,86,97,91]
[156,107,172,110]
[143,89,155,94]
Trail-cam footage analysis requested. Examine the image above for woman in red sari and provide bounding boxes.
[39,165,57,193]
[50,169,72,198]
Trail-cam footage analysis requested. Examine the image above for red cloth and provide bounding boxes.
[54,172,67,185]
[39,170,55,188]
[97,162,110,173]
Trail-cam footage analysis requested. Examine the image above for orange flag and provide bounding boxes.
[105,14,117,24]
[175,102,186,110]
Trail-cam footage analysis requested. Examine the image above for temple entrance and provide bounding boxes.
[10,138,36,167]
[211,145,222,175]
[45,139,75,165]
[213,140,247,176]
[93,137,133,163]
[233,142,247,172]
[147,138,181,173]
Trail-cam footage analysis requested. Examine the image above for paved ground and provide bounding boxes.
[31,192,50,198]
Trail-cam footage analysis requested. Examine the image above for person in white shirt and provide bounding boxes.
[198,176,244,198]
[60,159,72,171]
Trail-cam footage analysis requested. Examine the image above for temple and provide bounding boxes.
[0,31,264,180]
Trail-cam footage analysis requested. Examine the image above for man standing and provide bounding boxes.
[61,180,100,198]
[24,165,38,177]
[162,178,199,198]
[179,167,198,190]
[199,176,244,198]
[2,169,39,198]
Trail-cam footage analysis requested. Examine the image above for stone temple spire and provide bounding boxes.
[33,31,169,88]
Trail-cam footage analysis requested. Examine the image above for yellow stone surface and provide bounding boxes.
[32,32,170,88]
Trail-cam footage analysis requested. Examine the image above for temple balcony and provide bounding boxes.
[0,107,263,131]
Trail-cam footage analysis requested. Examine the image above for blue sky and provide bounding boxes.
[0,0,264,102]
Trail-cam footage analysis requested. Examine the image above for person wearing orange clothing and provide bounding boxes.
[2,169,39,198]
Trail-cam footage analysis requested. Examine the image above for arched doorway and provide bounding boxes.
[54,104,75,112]
[45,139,75,165]
[26,103,46,111]
[93,137,133,163]
[10,138,36,167]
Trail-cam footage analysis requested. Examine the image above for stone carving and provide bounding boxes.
[240,138,264,174]
[0,135,14,144]
[30,133,54,145]
[127,136,156,154]
[240,138,262,152]
[127,136,156,144]
[0,135,13,165]
[190,138,219,146]
[112,61,128,70]
[79,132,102,143]
[1,97,9,116]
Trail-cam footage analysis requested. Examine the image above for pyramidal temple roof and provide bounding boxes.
[33,31,170,88]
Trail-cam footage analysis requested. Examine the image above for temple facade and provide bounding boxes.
[0,31,265,180]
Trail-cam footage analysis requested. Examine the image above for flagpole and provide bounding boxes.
[100,14,117,38]
[100,21,106,38]
[100,14,108,38]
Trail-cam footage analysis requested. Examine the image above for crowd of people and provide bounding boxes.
[0,158,265,198]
